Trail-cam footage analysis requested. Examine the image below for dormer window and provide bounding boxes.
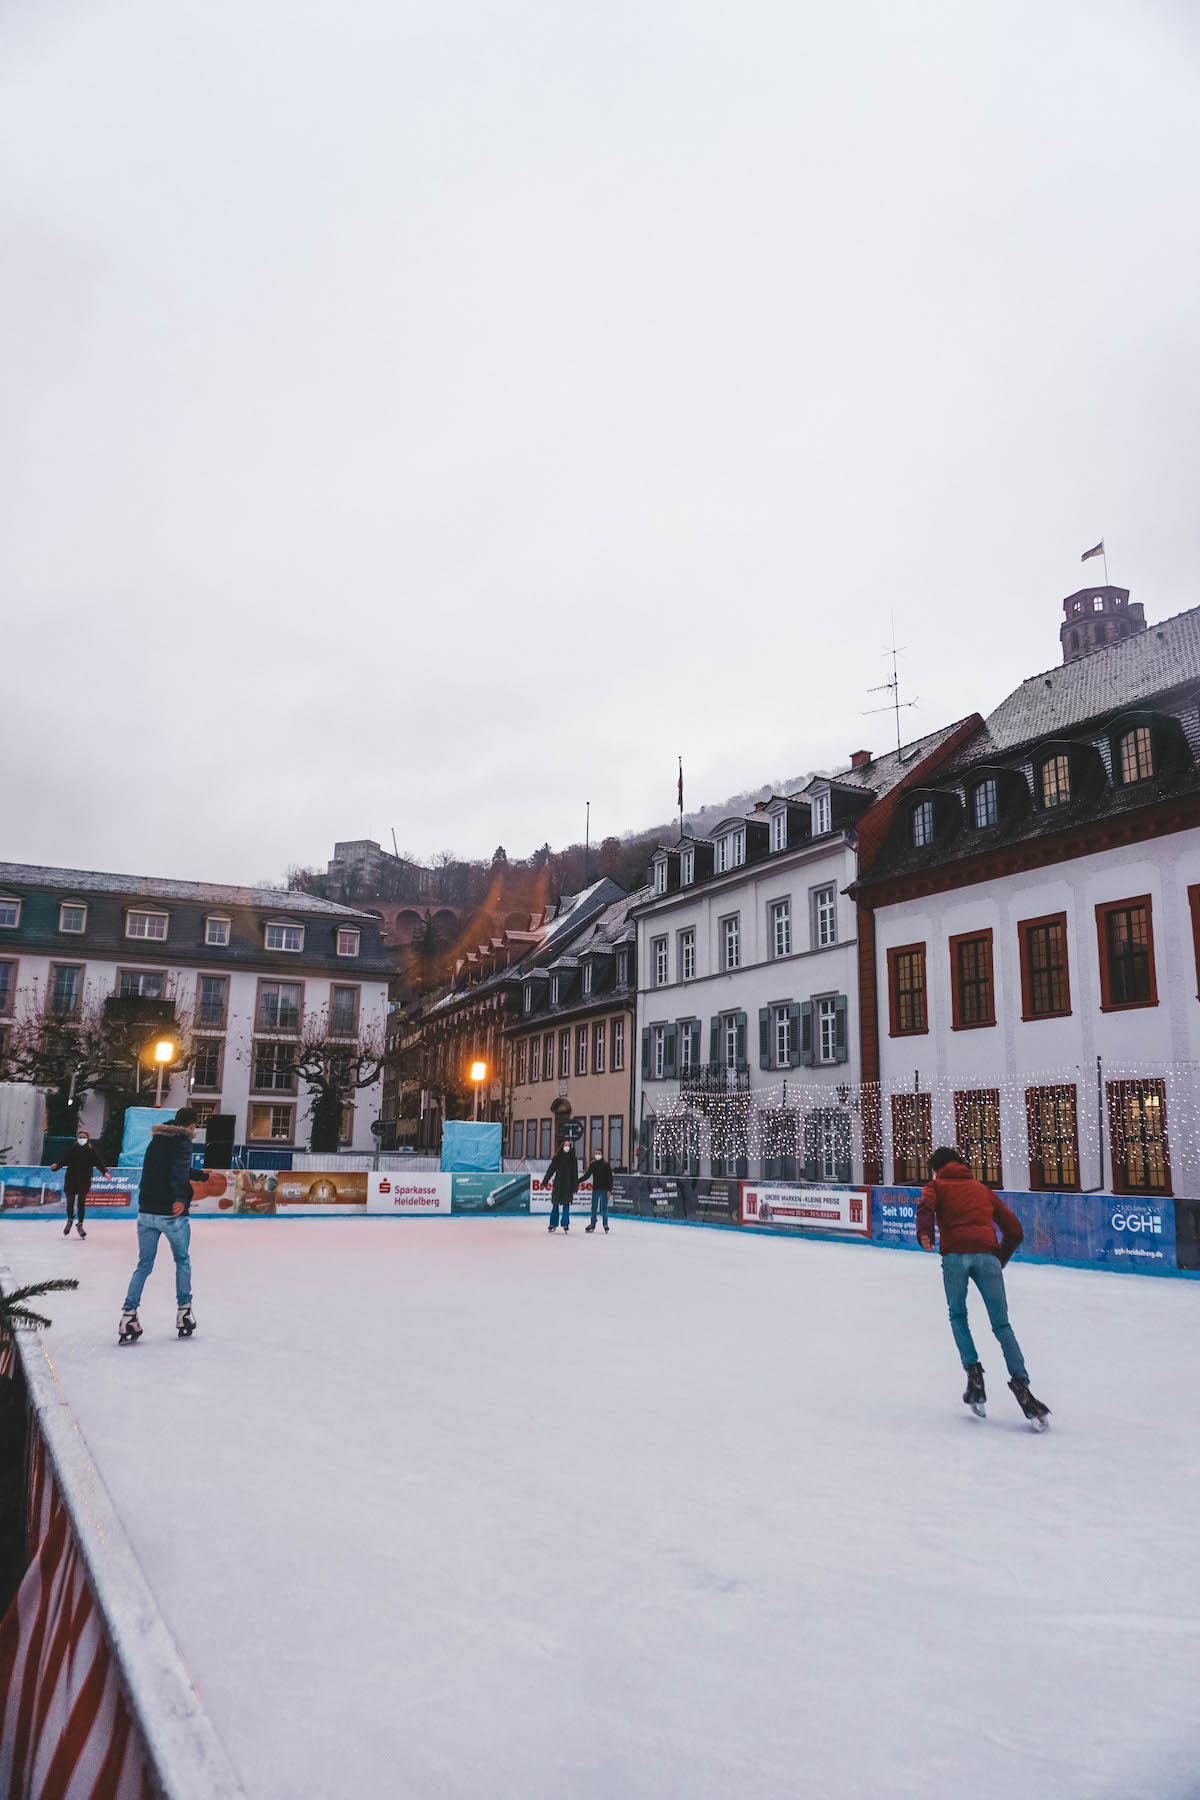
[205,915,231,947]
[972,779,998,829]
[59,903,87,934]
[127,909,168,941]
[524,984,533,1013]
[911,800,934,848]
[583,961,593,994]
[551,974,561,1005]
[811,793,831,836]
[1040,755,1071,809]
[0,898,20,929]
[654,859,668,895]
[616,947,629,985]
[770,811,787,852]
[680,849,694,885]
[1118,726,1153,784]
[732,829,746,867]
[716,837,729,874]
[265,922,304,952]
[336,927,360,957]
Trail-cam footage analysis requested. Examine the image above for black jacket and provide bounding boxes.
[581,1157,614,1190]
[545,1144,579,1200]
[138,1123,195,1215]
[51,1143,108,1193]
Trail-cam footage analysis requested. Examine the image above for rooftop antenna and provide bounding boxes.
[865,616,919,755]
[584,801,590,885]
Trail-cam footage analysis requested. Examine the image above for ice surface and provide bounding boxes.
[4,1219,1199,1800]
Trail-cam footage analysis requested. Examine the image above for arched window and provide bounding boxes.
[1118,726,1153,784]
[911,800,934,848]
[1093,595,1105,612]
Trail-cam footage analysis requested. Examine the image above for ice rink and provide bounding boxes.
[4,1216,1199,1800]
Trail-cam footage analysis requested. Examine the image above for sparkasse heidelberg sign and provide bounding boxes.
[742,1183,870,1236]
[367,1173,452,1213]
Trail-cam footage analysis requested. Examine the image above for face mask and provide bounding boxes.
[76,1136,88,1145]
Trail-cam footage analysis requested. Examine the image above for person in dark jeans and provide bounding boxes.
[543,1139,578,1233]
[119,1107,203,1343]
[51,1129,108,1239]
[581,1153,613,1233]
[917,1147,1051,1428]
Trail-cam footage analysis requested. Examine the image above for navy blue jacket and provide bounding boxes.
[138,1123,195,1215]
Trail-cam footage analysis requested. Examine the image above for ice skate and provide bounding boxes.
[177,1305,197,1338]
[118,1309,143,1345]
[1008,1377,1050,1431]
[63,1221,71,1236]
[585,1223,595,1233]
[76,1222,86,1239]
[962,1362,986,1417]
[548,1223,557,1232]
[603,1224,609,1232]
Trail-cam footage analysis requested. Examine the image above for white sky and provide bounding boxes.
[3,1,1199,883]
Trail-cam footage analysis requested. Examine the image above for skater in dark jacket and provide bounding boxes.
[119,1108,201,1343]
[917,1148,1051,1428]
[581,1154,613,1233]
[51,1130,108,1239]
[544,1140,578,1233]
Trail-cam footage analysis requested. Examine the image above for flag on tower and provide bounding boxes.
[1081,540,1105,562]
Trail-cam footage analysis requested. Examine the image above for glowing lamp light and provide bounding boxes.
[154,1040,175,1064]
[470,1061,487,1082]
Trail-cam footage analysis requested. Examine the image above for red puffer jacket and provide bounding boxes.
[915,1161,1023,1264]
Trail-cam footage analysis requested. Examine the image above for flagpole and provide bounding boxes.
[678,755,684,844]
[1103,543,1109,585]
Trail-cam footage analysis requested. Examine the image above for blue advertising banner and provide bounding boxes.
[871,1187,922,1250]
[450,1171,531,1213]
[869,1185,1179,1274]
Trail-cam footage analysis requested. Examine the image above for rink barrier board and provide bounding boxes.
[0,1289,248,1800]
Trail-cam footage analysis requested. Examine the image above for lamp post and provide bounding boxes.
[470,1061,487,1121]
[153,1039,175,1108]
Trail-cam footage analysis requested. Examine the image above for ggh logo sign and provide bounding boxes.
[1111,1210,1162,1234]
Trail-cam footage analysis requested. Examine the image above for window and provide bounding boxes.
[950,930,995,1029]
[770,810,787,852]
[517,1039,529,1084]
[616,948,629,986]
[774,1005,791,1069]
[972,780,998,829]
[653,937,669,986]
[526,1117,537,1155]
[1019,914,1071,1018]
[911,801,934,848]
[205,916,230,947]
[811,792,831,835]
[49,964,82,1018]
[330,985,359,1036]
[590,1116,604,1160]
[265,923,303,952]
[336,927,361,957]
[539,1119,553,1160]
[248,1103,294,1142]
[654,860,668,895]
[679,1021,695,1072]
[339,1104,354,1147]
[716,836,729,874]
[190,1101,219,1127]
[196,974,228,1027]
[611,1017,625,1071]
[576,1025,588,1077]
[524,984,533,1013]
[543,1031,555,1079]
[679,929,696,981]
[126,910,168,940]
[732,829,746,867]
[887,944,927,1035]
[551,974,561,1005]
[511,1120,525,1159]
[589,1021,603,1074]
[1108,1080,1171,1196]
[583,962,593,995]
[652,1025,665,1080]
[1096,897,1156,1009]
[1040,754,1070,809]
[1117,727,1153,784]
[59,903,86,933]
[770,899,791,959]
[813,886,837,948]
[955,1089,1003,1187]
[1026,1084,1079,1190]
[0,961,14,1015]
[891,1093,932,1185]
[681,850,695,885]
[816,997,838,1064]
[253,1040,297,1092]
[608,1115,624,1166]
[0,899,21,929]
[192,1038,223,1091]
[720,914,740,971]
[559,1030,570,1079]
[811,1110,851,1184]
[529,1036,540,1081]
[723,1015,740,1067]
[119,969,164,998]
[257,980,303,1032]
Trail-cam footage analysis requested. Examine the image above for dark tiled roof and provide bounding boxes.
[814,718,979,796]
[0,860,374,919]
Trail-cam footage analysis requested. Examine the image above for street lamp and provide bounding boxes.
[153,1039,175,1108]
[470,1060,487,1120]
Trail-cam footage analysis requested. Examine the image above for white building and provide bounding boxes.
[0,863,392,1154]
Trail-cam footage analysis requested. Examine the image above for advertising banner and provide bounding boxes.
[742,1183,870,1235]
[0,1168,65,1213]
[85,1173,138,1210]
[871,1187,922,1249]
[528,1177,592,1215]
[367,1173,452,1214]
[869,1186,1179,1273]
[226,1169,369,1215]
[450,1172,531,1214]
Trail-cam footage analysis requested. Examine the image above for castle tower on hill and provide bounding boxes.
[1060,585,1145,664]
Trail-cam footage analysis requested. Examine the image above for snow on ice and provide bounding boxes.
[4,1218,1199,1800]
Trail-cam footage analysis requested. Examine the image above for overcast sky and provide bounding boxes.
[2,1,1199,885]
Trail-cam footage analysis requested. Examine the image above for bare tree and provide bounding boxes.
[290,1006,391,1151]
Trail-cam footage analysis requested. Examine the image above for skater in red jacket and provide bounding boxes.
[916,1148,1051,1429]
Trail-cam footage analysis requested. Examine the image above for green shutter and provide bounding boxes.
[800,1001,814,1066]
[787,1002,802,1067]
[664,1024,677,1078]
[759,1007,771,1069]
[735,1011,747,1069]
[641,1027,651,1078]
[834,994,848,1064]
[709,1016,720,1064]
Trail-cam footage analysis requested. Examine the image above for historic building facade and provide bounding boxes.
[853,591,1200,1196]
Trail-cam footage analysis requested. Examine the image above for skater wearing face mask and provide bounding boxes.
[543,1138,579,1233]
[50,1129,108,1239]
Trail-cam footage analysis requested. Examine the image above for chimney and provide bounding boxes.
[849,750,872,770]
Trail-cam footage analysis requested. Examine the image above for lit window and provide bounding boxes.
[1040,755,1070,808]
[811,793,831,835]
[1118,727,1153,785]
[336,927,360,957]
[0,898,21,928]
[205,916,230,947]
[721,915,740,970]
[59,903,86,933]
[265,923,303,952]
[248,1103,293,1142]
[770,899,791,958]
[911,801,934,847]
[127,910,168,940]
[119,969,164,998]
[972,780,998,829]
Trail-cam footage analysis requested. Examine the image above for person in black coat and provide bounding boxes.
[119,1107,202,1342]
[51,1129,108,1239]
[581,1154,614,1234]
[543,1140,578,1233]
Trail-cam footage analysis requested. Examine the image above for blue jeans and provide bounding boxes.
[550,1198,571,1230]
[941,1253,1027,1381]
[589,1188,610,1227]
[124,1215,192,1309]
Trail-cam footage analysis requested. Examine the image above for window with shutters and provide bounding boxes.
[593,1021,605,1073]
[559,1030,570,1079]
[611,1017,625,1071]
[816,997,838,1064]
[954,1089,1003,1187]
[576,1025,588,1076]
[652,1025,665,1080]
[720,914,740,971]
[679,928,696,981]
[1039,754,1071,809]
[950,930,995,1028]
[770,899,791,959]
[891,1092,932,1185]
[813,885,836,948]
[1018,913,1071,1018]
[1117,727,1154,785]
[679,1021,694,1072]
[887,944,927,1035]
[1026,1084,1080,1190]
[653,936,669,986]
[1096,897,1157,1009]
[1107,1079,1171,1196]
[774,1005,792,1069]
